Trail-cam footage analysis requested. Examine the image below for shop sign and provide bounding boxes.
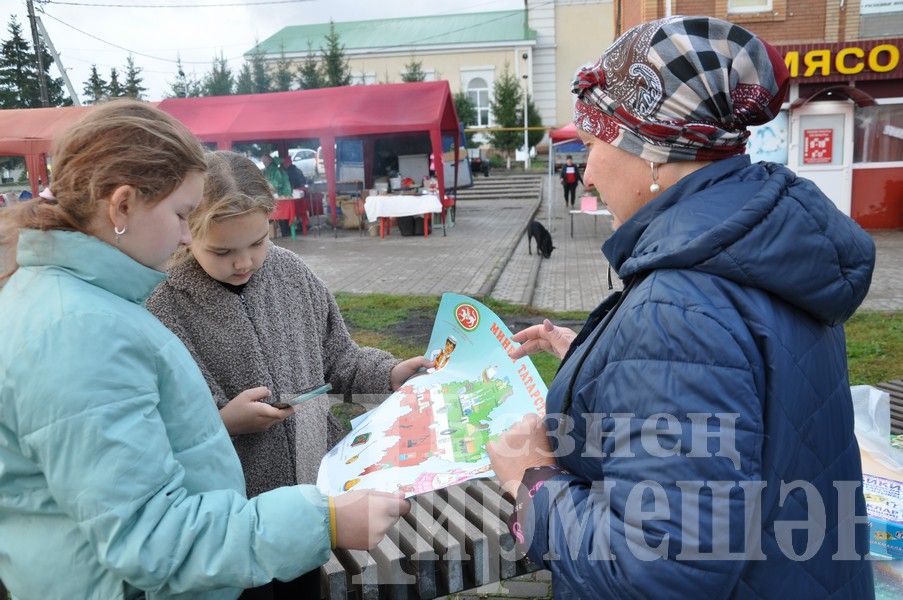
[803,129,833,164]
[861,0,903,15]
[781,40,902,82]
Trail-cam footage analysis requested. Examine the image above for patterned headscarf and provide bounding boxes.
[573,16,789,163]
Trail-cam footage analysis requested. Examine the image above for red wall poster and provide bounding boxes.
[804,128,834,164]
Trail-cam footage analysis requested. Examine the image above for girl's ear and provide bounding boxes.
[106,185,137,229]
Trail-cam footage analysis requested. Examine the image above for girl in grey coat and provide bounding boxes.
[147,152,429,499]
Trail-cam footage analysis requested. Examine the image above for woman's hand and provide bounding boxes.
[487,413,556,498]
[333,490,411,550]
[218,386,294,436]
[509,319,577,360]
[390,356,434,390]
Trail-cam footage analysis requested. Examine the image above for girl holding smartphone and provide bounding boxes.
[0,101,408,600]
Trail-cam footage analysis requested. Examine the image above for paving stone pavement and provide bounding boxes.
[860,230,903,312]
[276,194,541,299]
[282,176,902,315]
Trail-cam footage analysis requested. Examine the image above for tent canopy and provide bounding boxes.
[2,82,460,210]
[157,81,460,144]
[550,122,579,143]
[0,105,92,155]
[0,106,92,194]
[158,81,460,224]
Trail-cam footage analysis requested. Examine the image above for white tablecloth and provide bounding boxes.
[364,194,442,223]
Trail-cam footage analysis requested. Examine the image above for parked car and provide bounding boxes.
[291,148,318,179]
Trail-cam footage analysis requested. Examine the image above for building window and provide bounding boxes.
[728,0,772,12]
[854,104,903,163]
[352,72,376,85]
[467,77,490,127]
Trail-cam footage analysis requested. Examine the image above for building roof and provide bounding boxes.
[252,10,537,57]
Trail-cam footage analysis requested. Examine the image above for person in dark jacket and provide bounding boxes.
[488,16,875,599]
[559,155,583,207]
[283,156,307,191]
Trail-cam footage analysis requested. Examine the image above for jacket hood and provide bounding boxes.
[603,156,875,326]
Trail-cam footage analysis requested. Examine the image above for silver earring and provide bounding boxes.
[649,162,661,193]
[114,224,127,243]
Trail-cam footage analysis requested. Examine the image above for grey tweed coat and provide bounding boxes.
[146,244,398,497]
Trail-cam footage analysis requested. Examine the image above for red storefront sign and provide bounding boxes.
[804,129,833,164]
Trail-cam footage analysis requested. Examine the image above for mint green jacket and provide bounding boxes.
[0,230,330,599]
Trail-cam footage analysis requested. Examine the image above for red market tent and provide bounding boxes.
[550,122,578,143]
[157,81,461,224]
[0,105,92,196]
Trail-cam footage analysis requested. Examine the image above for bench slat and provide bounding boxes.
[407,496,465,595]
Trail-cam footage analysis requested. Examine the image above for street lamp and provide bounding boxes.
[521,51,530,170]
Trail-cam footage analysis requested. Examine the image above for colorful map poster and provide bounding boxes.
[317,293,548,497]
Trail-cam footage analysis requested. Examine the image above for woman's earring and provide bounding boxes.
[649,162,661,193]
[114,224,127,243]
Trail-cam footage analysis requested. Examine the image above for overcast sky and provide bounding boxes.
[1,0,524,102]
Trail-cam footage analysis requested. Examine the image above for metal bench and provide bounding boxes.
[876,379,903,434]
[319,479,539,600]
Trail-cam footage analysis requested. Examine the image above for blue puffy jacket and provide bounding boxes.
[520,156,876,598]
[0,230,331,599]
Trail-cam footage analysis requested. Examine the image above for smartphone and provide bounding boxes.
[271,383,332,409]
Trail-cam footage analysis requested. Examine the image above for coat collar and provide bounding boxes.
[602,155,750,274]
[165,243,275,301]
[16,229,166,304]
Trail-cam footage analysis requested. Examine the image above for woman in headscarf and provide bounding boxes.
[488,16,875,598]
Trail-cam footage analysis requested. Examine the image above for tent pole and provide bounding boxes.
[322,136,337,233]
[548,138,553,231]
[430,129,445,234]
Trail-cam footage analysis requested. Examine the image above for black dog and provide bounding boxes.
[527,220,555,258]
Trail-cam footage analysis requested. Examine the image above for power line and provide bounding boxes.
[41,0,311,7]
[39,10,243,65]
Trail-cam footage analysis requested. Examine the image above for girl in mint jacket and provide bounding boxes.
[0,100,406,599]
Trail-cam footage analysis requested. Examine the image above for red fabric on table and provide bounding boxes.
[269,199,309,234]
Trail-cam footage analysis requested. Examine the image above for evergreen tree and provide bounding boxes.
[168,55,202,98]
[453,91,477,128]
[400,57,426,83]
[297,41,323,90]
[204,52,233,96]
[0,16,68,108]
[520,94,543,150]
[107,67,123,97]
[235,62,253,94]
[273,46,294,92]
[248,44,270,93]
[82,64,107,104]
[320,20,351,87]
[123,54,146,99]
[0,17,35,108]
[488,64,522,168]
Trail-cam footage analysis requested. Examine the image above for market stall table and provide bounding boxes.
[568,208,611,237]
[365,194,443,239]
[270,198,309,239]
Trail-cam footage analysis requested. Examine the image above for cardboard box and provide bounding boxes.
[861,446,903,559]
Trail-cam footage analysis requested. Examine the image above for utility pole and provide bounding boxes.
[26,0,49,107]
[36,17,81,105]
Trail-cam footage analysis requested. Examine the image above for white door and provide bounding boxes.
[788,101,854,215]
